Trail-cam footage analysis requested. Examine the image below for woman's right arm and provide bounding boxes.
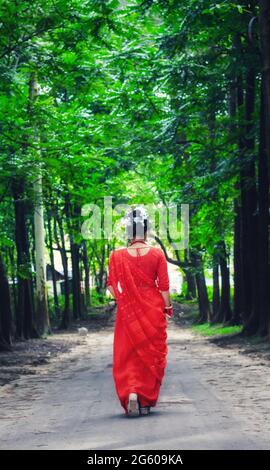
[107,251,116,300]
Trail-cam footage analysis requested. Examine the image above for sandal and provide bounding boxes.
[127,393,140,417]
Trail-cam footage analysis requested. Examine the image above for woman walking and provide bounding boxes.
[107,209,173,417]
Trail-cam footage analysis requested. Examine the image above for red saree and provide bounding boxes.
[107,246,170,414]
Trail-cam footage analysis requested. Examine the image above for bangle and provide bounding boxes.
[164,304,173,318]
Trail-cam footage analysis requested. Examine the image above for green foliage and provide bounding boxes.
[0,0,262,331]
[90,289,107,307]
[170,292,182,302]
[192,323,242,337]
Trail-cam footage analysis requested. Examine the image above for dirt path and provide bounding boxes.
[0,316,270,450]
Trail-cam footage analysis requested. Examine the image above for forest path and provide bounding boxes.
[0,319,270,450]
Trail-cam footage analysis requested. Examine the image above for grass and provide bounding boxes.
[192,323,242,337]
[171,293,198,305]
[170,293,182,302]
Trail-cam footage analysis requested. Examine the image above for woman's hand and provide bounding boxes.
[164,304,173,320]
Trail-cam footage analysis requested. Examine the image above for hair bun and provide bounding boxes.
[124,207,149,239]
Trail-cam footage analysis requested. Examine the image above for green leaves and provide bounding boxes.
[0,0,259,269]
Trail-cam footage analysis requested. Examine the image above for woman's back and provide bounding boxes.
[107,207,171,416]
[112,244,169,291]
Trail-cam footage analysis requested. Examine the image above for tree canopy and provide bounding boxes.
[0,0,270,349]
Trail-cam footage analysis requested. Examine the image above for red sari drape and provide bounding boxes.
[107,247,170,413]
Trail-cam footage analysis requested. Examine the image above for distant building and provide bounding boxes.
[46,264,72,296]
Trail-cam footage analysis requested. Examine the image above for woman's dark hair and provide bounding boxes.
[126,208,148,239]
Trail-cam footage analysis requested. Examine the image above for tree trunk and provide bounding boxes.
[235,45,259,334]
[54,209,71,329]
[70,241,82,319]
[257,87,270,336]
[229,53,244,326]
[215,241,232,323]
[0,253,12,351]
[65,195,82,320]
[29,74,50,336]
[82,240,90,308]
[93,241,106,301]
[241,63,259,334]
[212,251,220,322]
[8,246,17,316]
[259,0,270,181]
[47,209,60,318]
[192,250,211,323]
[258,0,270,336]
[183,268,197,300]
[12,178,37,339]
[34,174,50,335]
[182,248,196,299]
[232,195,244,325]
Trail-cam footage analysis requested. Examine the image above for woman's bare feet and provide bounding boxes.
[127,393,140,417]
[139,405,151,416]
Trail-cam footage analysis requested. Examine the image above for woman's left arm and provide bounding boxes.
[157,252,173,319]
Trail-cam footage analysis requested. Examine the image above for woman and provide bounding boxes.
[106,209,173,417]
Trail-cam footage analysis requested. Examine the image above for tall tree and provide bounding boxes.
[29,74,50,335]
